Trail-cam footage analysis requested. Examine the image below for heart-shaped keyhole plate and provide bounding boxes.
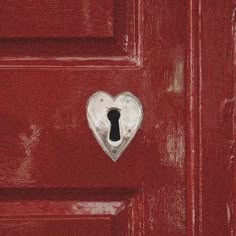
[86,91,143,161]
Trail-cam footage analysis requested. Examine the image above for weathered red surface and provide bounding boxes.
[0,0,233,235]
[0,0,113,38]
[187,0,234,235]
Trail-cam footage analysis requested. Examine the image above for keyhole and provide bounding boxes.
[107,109,121,142]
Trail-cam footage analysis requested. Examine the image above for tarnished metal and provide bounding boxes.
[86,91,143,161]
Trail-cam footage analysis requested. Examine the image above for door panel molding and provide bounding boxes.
[0,0,143,68]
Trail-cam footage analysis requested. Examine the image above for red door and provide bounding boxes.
[0,0,234,235]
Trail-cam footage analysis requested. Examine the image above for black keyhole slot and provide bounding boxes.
[107,109,121,142]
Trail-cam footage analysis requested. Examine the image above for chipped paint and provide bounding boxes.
[122,35,129,53]
[127,191,145,236]
[13,124,40,183]
[19,124,40,158]
[71,201,126,215]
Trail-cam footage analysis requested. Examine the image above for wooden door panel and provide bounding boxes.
[0,0,233,235]
[0,0,186,235]
[0,0,113,38]
[0,0,138,66]
[0,70,146,187]
[0,189,143,235]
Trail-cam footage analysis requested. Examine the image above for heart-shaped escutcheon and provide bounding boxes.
[86,91,143,161]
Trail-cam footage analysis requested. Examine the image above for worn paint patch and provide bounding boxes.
[146,186,185,235]
[167,47,184,94]
[12,124,41,184]
[52,109,81,130]
[72,201,126,215]
[162,122,185,170]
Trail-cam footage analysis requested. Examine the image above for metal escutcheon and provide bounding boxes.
[86,91,143,162]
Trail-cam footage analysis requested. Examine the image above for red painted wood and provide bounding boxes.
[186,1,202,234]
[200,1,234,235]
[186,0,234,235]
[0,0,113,38]
[0,219,112,236]
[0,0,233,235]
[0,0,138,66]
[232,4,236,235]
